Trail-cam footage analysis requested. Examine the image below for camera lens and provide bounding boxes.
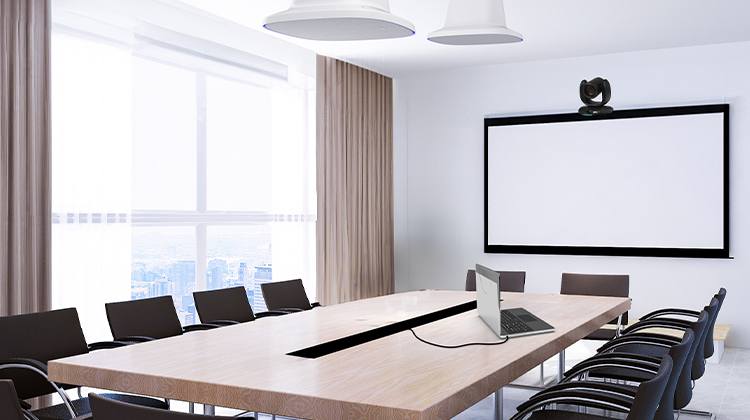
[585,85,597,96]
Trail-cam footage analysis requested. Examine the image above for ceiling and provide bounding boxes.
[176,0,750,78]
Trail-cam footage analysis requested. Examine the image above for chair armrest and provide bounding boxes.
[561,356,661,382]
[1,358,80,418]
[521,380,637,405]
[622,318,689,335]
[116,335,156,343]
[0,357,49,375]
[254,311,288,318]
[640,308,701,321]
[87,340,130,351]
[207,320,241,326]
[183,323,221,332]
[311,302,323,308]
[275,307,305,313]
[566,352,662,378]
[514,388,633,419]
[597,333,677,353]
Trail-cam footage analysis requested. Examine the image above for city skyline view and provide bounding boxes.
[131,227,275,325]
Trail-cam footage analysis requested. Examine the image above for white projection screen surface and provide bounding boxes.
[484,105,729,258]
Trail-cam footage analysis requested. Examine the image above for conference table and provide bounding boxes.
[48,290,630,420]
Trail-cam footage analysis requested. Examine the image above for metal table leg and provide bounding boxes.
[204,405,215,415]
[494,388,503,420]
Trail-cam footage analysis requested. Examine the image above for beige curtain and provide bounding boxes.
[316,55,394,305]
[1,0,52,317]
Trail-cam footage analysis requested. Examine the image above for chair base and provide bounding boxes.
[677,409,716,420]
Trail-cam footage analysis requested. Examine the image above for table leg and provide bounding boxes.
[204,405,215,415]
[558,349,566,383]
[494,388,503,420]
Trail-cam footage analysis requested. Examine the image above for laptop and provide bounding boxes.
[476,264,554,338]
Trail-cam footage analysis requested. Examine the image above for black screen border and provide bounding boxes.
[484,104,730,259]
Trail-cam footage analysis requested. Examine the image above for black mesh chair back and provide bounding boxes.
[561,273,629,339]
[499,271,525,293]
[653,328,694,420]
[625,354,673,420]
[691,297,719,380]
[673,310,709,409]
[106,296,184,340]
[89,393,235,420]
[194,286,255,324]
[465,270,476,291]
[465,270,525,293]
[0,308,89,399]
[261,279,312,311]
[704,287,726,358]
[0,380,27,420]
[597,330,696,420]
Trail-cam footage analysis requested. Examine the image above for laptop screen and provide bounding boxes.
[476,264,502,337]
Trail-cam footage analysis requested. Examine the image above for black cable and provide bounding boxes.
[409,328,509,349]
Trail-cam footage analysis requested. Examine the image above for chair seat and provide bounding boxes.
[528,409,615,420]
[33,393,168,420]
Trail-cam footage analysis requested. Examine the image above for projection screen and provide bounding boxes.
[484,105,729,258]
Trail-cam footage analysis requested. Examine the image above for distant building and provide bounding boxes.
[238,262,250,283]
[255,264,272,280]
[170,260,195,297]
[208,266,223,290]
[253,264,272,312]
[149,277,174,297]
[207,259,228,290]
[238,262,255,307]
[182,294,194,312]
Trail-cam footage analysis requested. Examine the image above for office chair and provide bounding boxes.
[89,392,243,420]
[193,286,287,325]
[465,269,525,293]
[561,273,630,340]
[634,287,726,362]
[561,328,693,420]
[594,310,710,414]
[1,379,33,420]
[616,294,720,380]
[105,295,220,342]
[554,273,629,384]
[598,298,720,419]
[0,308,169,420]
[260,279,321,312]
[511,354,672,420]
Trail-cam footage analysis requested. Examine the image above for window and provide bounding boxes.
[51,5,316,341]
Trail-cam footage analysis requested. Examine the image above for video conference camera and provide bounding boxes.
[578,77,613,116]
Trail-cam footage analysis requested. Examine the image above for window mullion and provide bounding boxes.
[196,72,208,290]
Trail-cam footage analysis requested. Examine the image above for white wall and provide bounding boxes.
[393,41,750,348]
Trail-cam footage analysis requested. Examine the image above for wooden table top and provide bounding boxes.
[48,290,630,420]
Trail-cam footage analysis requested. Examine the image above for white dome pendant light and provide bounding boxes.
[428,0,522,45]
[263,0,415,41]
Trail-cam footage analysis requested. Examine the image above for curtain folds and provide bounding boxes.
[1,0,52,316]
[316,55,394,305]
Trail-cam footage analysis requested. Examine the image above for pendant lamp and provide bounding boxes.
[428,0,522,45]
[263,0,415,41]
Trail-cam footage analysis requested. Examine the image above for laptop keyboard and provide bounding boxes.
[501,310,533,334]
